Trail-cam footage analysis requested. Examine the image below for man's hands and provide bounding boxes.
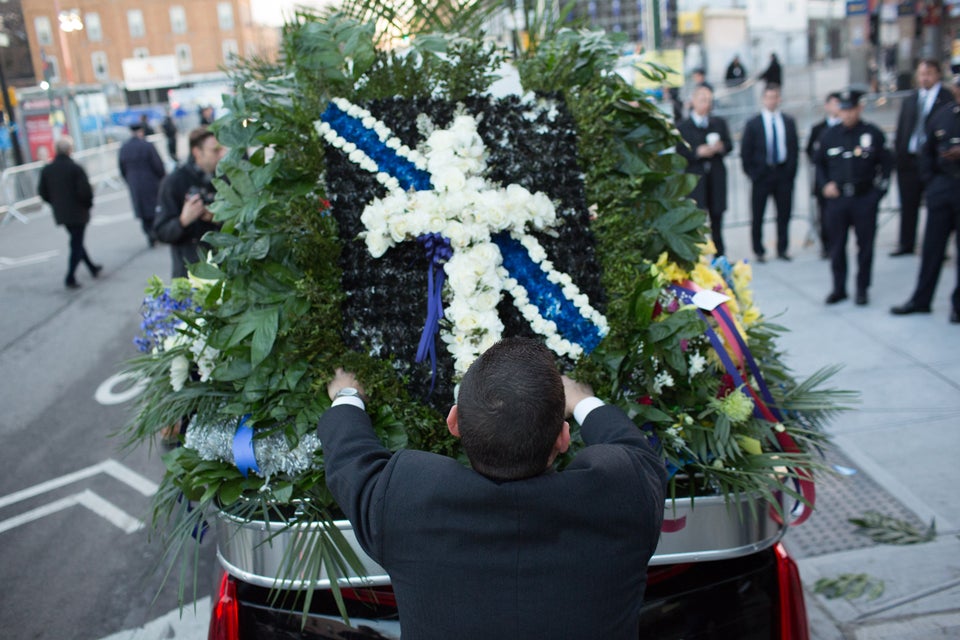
[327,368,364,402]
[179,193,214,227]
[822,181,840,199]
[561,375,593,419]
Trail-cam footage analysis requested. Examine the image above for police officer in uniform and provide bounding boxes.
[891,76,960,323]
[814,88,893,305]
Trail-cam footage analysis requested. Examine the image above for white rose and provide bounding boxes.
[366,233,392,258]
[473,288,501,311]
[169,355,190,392]
[432,166,467,192]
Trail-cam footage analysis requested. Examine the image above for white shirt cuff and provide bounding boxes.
[332,395,366,411]
[573,396,605,425]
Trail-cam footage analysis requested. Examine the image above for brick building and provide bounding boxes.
[20,0,278,89]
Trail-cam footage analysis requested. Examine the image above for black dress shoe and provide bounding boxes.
[950,309,960,324]
[890,301,932,315]
[65,279,80,289]
[855,291,868,306]
[755,255,766,264]
[90,264,103,278]
[889,248,914,257]
[777,254,792,262]
[825,291,847,304]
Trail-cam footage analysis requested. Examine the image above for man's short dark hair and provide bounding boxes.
[188,126,215,152]
[456,337,565,481]
[918,58,941,75]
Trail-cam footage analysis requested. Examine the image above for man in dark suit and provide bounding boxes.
[741,84,800,261]
[37,136,102,289]
[677,84,733,255]
[892,58,952,256]
[807,92,842,258]
[891,76,960,323]
[119,123,166,247]
[318,337,667,640]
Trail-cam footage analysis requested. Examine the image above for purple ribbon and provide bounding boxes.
[416,233,453,394]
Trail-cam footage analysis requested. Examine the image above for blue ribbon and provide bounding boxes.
[232,414,260,478]
[494,233,605,355]
[416,233,453,394]
[319,102,433,191]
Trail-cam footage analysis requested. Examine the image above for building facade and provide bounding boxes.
[20,0,278,89]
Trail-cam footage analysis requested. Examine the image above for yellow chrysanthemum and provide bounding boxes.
[655,252,690,283]
[690,262,725,291]
[742,306,761,326]
[700,238,718,256]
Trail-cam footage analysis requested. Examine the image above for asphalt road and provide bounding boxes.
[0,188,216,640]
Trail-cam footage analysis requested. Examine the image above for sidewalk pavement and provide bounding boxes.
[732,183,960,638]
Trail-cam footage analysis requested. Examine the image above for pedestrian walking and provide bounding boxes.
[677,84,733,256]
[37,136,102,289]
[891,58,952,256]
[806,92,843,258]
[725,55,747,87]
[891,76,960,324]
[162,109,178,161]
[741,84,799,262]
[759,53,782,88]
[814,88,893,306]
[119,123,166,247]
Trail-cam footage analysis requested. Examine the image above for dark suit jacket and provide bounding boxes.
[677,115,733,214]
[318,403,667,640]
[37,153,94,227]
[740,112,799,183]
[894,84,953,163]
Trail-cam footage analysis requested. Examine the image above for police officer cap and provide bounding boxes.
[837,88,865,109]
[827,91,842,102]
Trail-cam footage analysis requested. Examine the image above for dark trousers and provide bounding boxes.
[707,204,725,257]
[825,192,880,295]
[814,195,830,253]
[750,168,793,256]
[910,186,960,310]
[896,158,923,252]
[65,224,95,282]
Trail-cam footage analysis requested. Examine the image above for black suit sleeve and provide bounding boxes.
[578,404,667,494]
[785,116,800,178]
[75,165,94,210]
[317,404,394,561]
[740,119,759,179]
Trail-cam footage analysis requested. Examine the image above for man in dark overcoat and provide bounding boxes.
[37,136,102,288]
[119,123,166,246]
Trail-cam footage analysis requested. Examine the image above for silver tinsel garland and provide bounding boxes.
[184,419,322,479]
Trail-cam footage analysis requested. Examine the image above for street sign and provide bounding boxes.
[846,1,869,15]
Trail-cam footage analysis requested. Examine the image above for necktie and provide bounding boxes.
[912,91,927,152]
[769,116,779,165]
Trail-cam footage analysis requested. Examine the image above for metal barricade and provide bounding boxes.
[0,136,168,229]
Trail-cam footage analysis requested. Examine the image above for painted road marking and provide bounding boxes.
[0,459,158,510]
[0,250,60,271]
[95,372,148,405]
[0,460,158,536]
[0,489,143,534]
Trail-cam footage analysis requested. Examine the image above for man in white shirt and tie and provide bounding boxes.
[741,84,799,262]
[892,58,951,256]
